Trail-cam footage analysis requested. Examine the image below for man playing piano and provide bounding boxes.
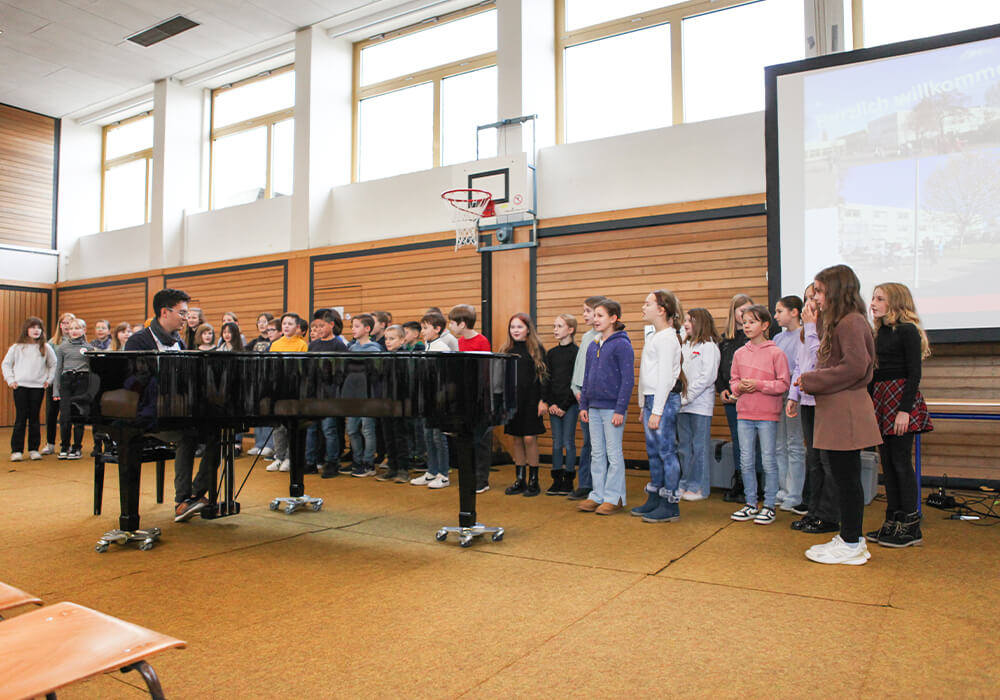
[124,288,221,522]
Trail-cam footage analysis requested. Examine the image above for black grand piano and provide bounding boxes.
[79,350,517,550]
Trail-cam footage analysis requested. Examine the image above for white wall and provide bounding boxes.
[63,223,152,280]
[55,119,102,280]
[0,246,59,284]
[183,196,293,265]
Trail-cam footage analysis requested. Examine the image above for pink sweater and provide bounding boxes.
[729,340,790,421]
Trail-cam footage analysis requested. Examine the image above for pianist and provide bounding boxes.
[124,288,221,522]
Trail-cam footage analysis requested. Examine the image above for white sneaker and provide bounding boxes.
[10,452,23,462]
[427,474,450,489]
[775,489,788,503]
[247,447,261,456]
[806,536,870,565]
[753,507,776,525]
[682,490,706,501]
[410,472,434,486]
[261,447,275,458]
[266,459,283,472]
[279,459,290,472]
[40,444,54,455]
[29,451,42,460]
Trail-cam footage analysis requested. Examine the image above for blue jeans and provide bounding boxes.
[724,402,762,474]
[423,426,449,477]
[577,409,593,490]
[306,417,339,466]
[737,419,779,508]
[587,408,627,506]
[678,412,712,497]
[775,405,806,506]
[641,393,681,498]
[347,416,376,466]
[254,426,274,450]
[550,404,580,471]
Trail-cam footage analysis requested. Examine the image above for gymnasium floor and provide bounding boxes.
[2,428,998,699]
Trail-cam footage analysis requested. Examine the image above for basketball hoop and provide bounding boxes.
[442,188,494,250]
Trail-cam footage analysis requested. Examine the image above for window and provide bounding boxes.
[859,0,1000,48]
[102,113,153,231]
[210,66,294,209]
[354,5,497,181]
[556,0,806,142]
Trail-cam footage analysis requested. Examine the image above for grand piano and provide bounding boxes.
[79,350,517,550]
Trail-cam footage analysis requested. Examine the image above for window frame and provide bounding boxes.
[554,0,783,143]
[352,2,497,182]
[100,111,153,232]
[209,64,295,209]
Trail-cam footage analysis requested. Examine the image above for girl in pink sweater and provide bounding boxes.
[729,305,790,525]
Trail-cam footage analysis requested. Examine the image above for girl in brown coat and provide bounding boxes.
[798,265,882,566]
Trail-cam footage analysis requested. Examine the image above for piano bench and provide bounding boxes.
[0,601,186,700]
[0,582,42,619]
[93,438,174,516]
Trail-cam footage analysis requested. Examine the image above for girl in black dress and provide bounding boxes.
[499,313,549,497]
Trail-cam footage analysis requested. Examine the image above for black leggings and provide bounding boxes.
[879,433,917,515]
[801,405,839,524]
[45,385,60,445]
[824,448,864,544]
[12,387,45,453]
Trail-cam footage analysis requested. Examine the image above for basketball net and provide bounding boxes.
[442,189,494,251]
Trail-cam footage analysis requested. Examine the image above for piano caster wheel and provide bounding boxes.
[269,500,280,511]
[139,540,155,551]
[284,505,297,515]
[95,542,109,553]
[311,501,323,512]
[435,529,448,542]
[459,534,474,548]
[491,529,504,543]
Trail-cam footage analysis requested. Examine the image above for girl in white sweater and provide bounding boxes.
[678,308,722,501]
[2,317,57,461]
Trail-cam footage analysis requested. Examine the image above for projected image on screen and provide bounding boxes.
[774,28,1000,334]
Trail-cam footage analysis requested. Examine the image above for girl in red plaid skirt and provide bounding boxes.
[867,283,933,548]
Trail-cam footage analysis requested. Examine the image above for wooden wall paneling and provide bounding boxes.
[311,242,482,329]
[0,105,56,250]
[1,286,52,427]
[56,280,148,337]
[164,263,288,339]
[535,215,768,464]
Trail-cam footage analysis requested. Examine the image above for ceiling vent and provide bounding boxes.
[127,15,199,47]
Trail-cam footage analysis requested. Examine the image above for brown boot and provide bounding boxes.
[577,498,599,512]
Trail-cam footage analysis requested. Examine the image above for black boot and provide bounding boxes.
[723,474,745,503]
[562,470,575,496]
[505,465,527,495]
[879,511,923,548]
[865,510,896,543]
[545,470,564,496]
[524,466,541,497]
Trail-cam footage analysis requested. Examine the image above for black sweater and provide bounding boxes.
[544,342,578,411]
[715,329,748,394]
[872,323,922,412]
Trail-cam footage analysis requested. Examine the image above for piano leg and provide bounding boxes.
[94,426,161,553]
[434,427,504,547]
[270,420,323,515]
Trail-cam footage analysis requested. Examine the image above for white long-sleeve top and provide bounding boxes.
[2,343,57,389]
[637,326,681,416]
[679,340,720,417]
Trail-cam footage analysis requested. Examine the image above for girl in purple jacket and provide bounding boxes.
[578,299,635,515]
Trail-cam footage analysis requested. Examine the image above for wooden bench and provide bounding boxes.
[0,582,42,619]
[0,601,185,700]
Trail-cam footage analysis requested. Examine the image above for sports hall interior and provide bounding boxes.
[1,0,999,697]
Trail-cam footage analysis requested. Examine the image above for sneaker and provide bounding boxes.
[393,471,410,484]
[731,505,760,521]
[410,472,434,486]
[174,497,208,522]
[28,451,42,460]
[58,451,68,460]
[352,463,376,477]
[303,464,318,474]
[266,459,283,472]
[320,462,339,479]
[247,446,262,456]
[753,507,776,525]
[775,489,788,504]
[802,519,840,534]
[278,459,291,472]
[10,452,23,462]
[428,474,450,489]
[338,462,355,474]
[67,450,82,460]
[805,536,871,565]
[40,444,54,455]
[567,487,590,501]
[475,483,491,494]
[682,490,707,501]
[791,516,816,531]
[261,447,275,458]
[789,503,809,515]
[375,470,397,482]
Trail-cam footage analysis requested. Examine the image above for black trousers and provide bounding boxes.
[824,448,864,543]
[801,405,839,523]
[58,372,89,451]
[879,433,917,514]
[45,385,60,445]
[381,417,409,471]
[12,387,45,453]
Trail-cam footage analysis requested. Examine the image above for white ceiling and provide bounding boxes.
[0,0,462,119]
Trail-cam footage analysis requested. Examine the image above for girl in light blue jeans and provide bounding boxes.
[678,308,721,500]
